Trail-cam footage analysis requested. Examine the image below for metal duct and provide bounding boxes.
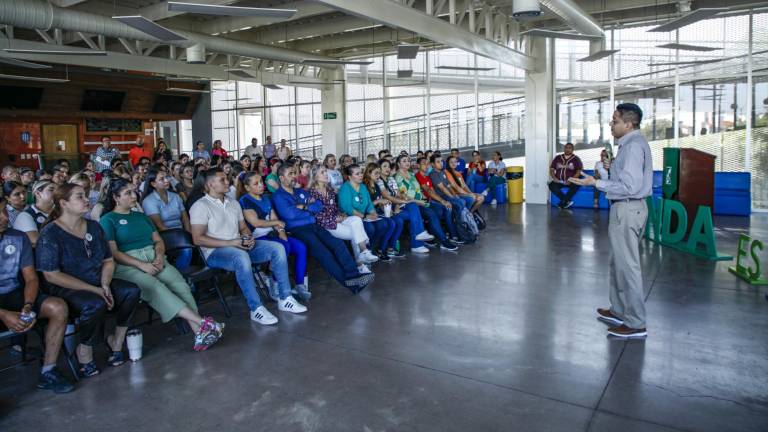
[539,0,607,57]
[0,0,334,65]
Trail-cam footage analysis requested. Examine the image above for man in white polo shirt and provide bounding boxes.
[189,168,306,325]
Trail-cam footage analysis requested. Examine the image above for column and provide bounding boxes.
[524,36,555,205]
[321,68,348,157]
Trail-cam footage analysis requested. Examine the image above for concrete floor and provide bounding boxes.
[1,204,767,432]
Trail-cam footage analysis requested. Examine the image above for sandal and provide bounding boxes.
[107,351,126,367]
[78,361,101,378]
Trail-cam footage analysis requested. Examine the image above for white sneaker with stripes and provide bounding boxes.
[278,295,307,314]
[250,306,278,325]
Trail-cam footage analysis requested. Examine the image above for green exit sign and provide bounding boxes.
[323,112,337,120]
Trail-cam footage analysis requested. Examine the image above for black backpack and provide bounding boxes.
[452,207,477,244]
[473,211,487,230]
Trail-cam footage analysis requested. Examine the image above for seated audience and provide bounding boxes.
[466,151,488,193]
[5,181,29,229]
[142,170,193,269]
[449,148,467,174]
[175,163,195,201]
[15,180,57,246]
[192,141,210,161]
[237,172,310,301]
[189,168,305,324]
[486,151,508,205]
[265,158,282,193]
[548,143,583,209]
[308,165,378,273]
[211,140,229,159]
[363,163,404,259]
[37,184,141,377]
[100,178,223,351]
[415,157,462,244]
[375,159,434,254]
[272,165,374,293]
[394,155,457,251]
[339,164,393,260]
[323,154,344,191]
[429,154,471,212]
[0,190,73,393]
[295,160,310,189]
[445,155,484,213]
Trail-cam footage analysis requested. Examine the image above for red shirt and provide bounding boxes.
[469,160,486,174]
[212,147,229,158]
[128,146,151,167]
[415,171,435,201]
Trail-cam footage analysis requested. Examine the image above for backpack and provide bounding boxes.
[452,207,477,244]
[462,207,480,236]
[473,211,487,231]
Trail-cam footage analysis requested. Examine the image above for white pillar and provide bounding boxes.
[524,36,555,205]
[321,68,347,157]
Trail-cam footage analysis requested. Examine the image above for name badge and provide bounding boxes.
[4,244,16,255]
[354,196,361,202]
[85,233,93,242]
[329,198,334,205]
[36,216,46,224]
[299,193,305,200]
[119,219,128,225]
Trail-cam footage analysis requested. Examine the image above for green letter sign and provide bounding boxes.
[729,234,768,285]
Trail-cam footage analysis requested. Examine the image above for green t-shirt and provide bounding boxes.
[265,173,280,193]
[100,210,157,252]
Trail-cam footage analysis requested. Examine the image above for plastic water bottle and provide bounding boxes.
[395,240,400,252]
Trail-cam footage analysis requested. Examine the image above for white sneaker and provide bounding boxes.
[411,246,429,254]
[278,295,307,314]
[357,263,372,274]
[490,199,497,205]
[481,189,489,197]
[359,249,379,264]
[250,306,278,325]
[415,231,434,241]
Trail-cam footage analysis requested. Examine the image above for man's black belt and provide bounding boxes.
[610,198,644,204]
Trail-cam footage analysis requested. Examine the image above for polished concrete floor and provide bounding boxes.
[1,204,767,432]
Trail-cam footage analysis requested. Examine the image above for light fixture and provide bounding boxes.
[225,69,256,79]
[4,48,107,56]
[397,44,419,60]
[519,29,602,41]
[648,59,721,67]
[383,81,425,88]
[287,80,343,85]
[0,73,69,83]
[512,0,542,19]
[264,84,283,90]
[656,43,720,52]
[436,65,495,71]
[577,50,619,62]
[302,59,374,66]
[0,57,51,69]
[167,2,296,18]
[397,69,413,78]
[113,16,188,41]
[648,8,728,32]
[166,87,210,93]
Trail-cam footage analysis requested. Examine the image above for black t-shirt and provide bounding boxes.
[36,220,112,287]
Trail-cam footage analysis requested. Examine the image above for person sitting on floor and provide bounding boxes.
[37,184,141,378]
[394,155,457,251]
[272,164,374,293]
[307,165,378,274]
[339,164,393,261]
[0,191,73,393]
[237,172,311,301]
[363,163,404,259]
[100,178,223,351]
[189,168,306,325]
[548,142,583,209]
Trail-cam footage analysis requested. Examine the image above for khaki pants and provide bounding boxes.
[608,200,648,329]
[114,246,197,323]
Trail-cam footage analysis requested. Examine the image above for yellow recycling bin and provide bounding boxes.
[506,166,523,203]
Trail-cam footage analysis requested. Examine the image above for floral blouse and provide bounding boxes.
[309,186,341,230]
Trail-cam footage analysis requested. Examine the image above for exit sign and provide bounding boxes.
[323,112,337,120]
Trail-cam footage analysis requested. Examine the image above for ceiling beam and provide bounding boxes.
[314,0,533,70]
[195,1,334,35]
[141,0,240,22]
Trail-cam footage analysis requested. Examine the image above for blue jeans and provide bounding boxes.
[446,196,467,212]
[419,205,448,242]
[174,248,192,270]
[258,235,307,285]
[458,195,475,210]
[363,218,391,253]
[466,173,487,192]
[398,202,425,248]
[290,224,360,286]
[384,214,404,250]
[206,242,292,310]
[429,201,459,238]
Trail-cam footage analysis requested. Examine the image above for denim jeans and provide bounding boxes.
[458,195,475,210]
[290,224,360,286]
[174,248,193,270]
[207,241,292,310]
[385,214,405,250]
[429,201,458,238]
[466,173,487,192]
[419,205,447,242]
[363,218,391,253]
[398,202,425,248]
[259,235,307,285]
